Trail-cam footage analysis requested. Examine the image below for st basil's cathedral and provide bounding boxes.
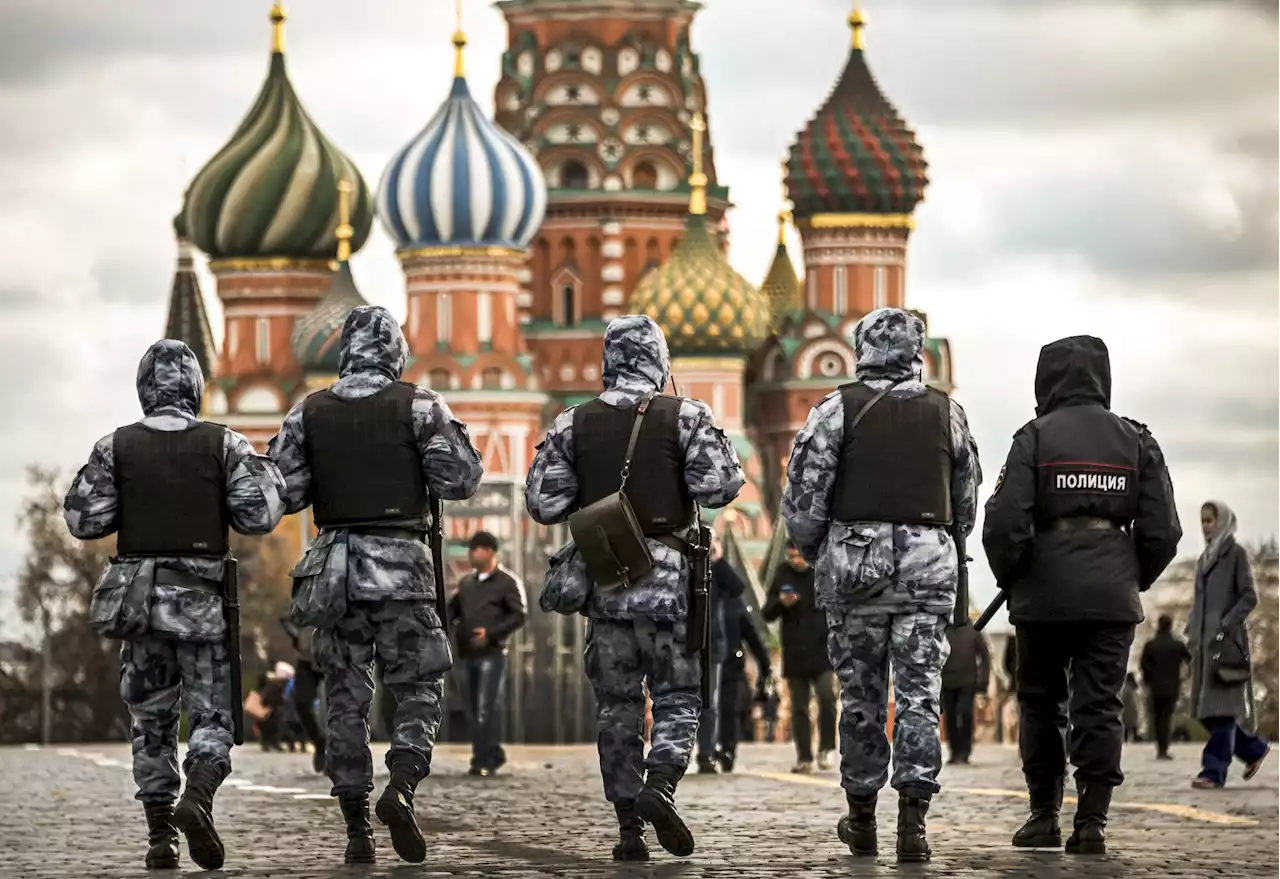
[163,1,952,576]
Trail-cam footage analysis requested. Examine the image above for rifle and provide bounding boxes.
[952,529,971,628]
[685,521,713,707]
[429,491,448,639]
[223,557,244,746]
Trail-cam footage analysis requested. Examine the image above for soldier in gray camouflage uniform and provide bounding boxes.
[526,315,745,861]
[270,305,483,865]
[783,308,982,862]
[64,339,286,871]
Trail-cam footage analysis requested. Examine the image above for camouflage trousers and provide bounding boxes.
[120,636,234,803]
[314,599,452,796]
[585,617,702,803]
[827,610,950,798]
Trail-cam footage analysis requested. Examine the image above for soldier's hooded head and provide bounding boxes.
[137,339,203,417]
[1034,335,1111,416]
[338,305,409,380]
[601,314,671,393]
[853,308,925,383]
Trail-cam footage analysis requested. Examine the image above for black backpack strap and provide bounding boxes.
[618,391,657,492]
[848,379,905,433]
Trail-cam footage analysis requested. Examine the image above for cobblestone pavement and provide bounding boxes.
[0,741,1274,878]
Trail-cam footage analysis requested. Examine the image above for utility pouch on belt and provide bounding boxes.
[569,392,656,591]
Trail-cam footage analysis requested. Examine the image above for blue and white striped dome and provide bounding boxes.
[377,77,547,251]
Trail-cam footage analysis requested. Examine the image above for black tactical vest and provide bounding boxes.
[302,381,428,528]
[114,422,229,556]
[573,395,693,535]
[1033,404,1140,525]
[831,382,953,526]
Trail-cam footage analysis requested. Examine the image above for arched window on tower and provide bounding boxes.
[633,161,657,189]
[255,317,270,365]
[873,266,888,309]
[481,367,503,389]
[833,266,848,315]
[562,160,589,189]
[560,283,578,326]
[428,368,452,390]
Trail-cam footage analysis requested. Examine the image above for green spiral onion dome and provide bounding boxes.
[181,9,373,262]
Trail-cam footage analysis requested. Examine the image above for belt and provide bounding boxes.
[651,534,690,555]
[342,525,427,542]
[1050,517,1122,533]
[154,568,222,594]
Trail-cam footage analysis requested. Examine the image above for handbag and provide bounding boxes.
[1210,629,1251,685]
[568,392,657,591]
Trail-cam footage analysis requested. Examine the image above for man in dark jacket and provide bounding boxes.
[1140,615,1190,760]
[983,335,1181,856]
[941,623,990,764]
[717,592,772,772]
[448,531,527,777]
[696,544,746,773]
[762,542,836,774]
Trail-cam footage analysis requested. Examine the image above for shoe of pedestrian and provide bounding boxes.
[1156,751,1174,761]
[312,741,326,775]
[817,750,836,771]
[790,760,814,774]
[339,794,377,864]
[895,793,932,863]
[836,793,877,857]
[1064,782,1111,855]
[1012,776,1063,848]
[696,756,719,775]
[1191,776,1223,790]
[612,799,650,862]
[375,759,427,864]
[635,765,695,857]
[172,762,225,870]
[1244,743,1271,781]
[715,748,736,774]
[142,801,180,869]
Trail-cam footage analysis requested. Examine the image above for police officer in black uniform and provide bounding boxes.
[982,335,1181,855]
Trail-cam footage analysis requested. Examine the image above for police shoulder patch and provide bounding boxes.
[993,465,1006,494]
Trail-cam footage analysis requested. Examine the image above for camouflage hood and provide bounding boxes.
[853,308,925,383]
[338,305,408,380]
[136,339,204,417]
[1034,335,1111,416]
[601,314,671,393]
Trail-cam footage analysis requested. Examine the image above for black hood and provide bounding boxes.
[1034,335,1111,416]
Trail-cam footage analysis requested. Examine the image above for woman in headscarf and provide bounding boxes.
[1187,501,1269,788]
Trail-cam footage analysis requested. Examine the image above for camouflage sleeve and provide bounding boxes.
[525,408,577,526]
[948,397,983,536]
[267,403,312,516]
[678,398,744,509]
[63,433,119,540]
[781,391,843,563]
[981,423,1038,584]
[224,429,287,535]
[412,388,483,501]
[1132,429,1182,589]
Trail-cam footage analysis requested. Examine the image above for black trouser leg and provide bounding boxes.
[1152,696,1175,755]
[955,686,976,759]
[815,671,838,753]
[1016,625,1070,786]
[1066,625,1133,788]
[788,677,814,762]
[941,688,960,758]
[717,671,741,754]
[294,662,323,748]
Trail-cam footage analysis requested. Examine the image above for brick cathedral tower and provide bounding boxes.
[493,0,730,407]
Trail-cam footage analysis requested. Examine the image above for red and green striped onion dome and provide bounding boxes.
[785,9,927,218]
[181,8,373,262]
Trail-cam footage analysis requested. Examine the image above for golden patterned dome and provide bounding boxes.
[760,207,801,328]
[629,114,770,356]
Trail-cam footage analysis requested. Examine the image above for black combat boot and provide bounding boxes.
[836,793,877,857]
[375,758,427,864]
[339,795,376,864]
[1065,782,1111,855]
[172,762,225,870]
[142,801,180,869]
[635,765,694,857]
[895,793,932,863]
[1012,777,1063,848]
[695,755,718,774]
[612,800,650,862]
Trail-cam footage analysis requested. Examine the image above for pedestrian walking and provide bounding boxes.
[1187,501,1271,789]
[695,541,746,774]
[1122,673,1141,743]
[64,339,286,870]
[983,334,1181,855]
[762,678,781,743]
[447,531,528,777]
[716,592,772,772]
[281,616,327,772]
[761,542,836,774]
[525,315,745,861]
[270,305,483,865]
[942,622,990,764]
[1140,615,1190,760]
[783,307,982,863]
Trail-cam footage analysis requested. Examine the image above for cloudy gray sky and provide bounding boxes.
[0,0,1275,635]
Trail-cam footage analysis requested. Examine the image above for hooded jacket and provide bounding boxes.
[982,335,1182,624]
[782,308,982,617]
[64,339,286,642]
[270,305,484,604]
[525,315,745,621]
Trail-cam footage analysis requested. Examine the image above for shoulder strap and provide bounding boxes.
[848,379,905,433]
[619,391,657,491]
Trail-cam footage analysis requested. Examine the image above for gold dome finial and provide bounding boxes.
[335,179,354,263]
[452,0,468,78]
[849,4,867,50]
[270,3,287,54]
[689,112,707,216]
[776,207,792,246]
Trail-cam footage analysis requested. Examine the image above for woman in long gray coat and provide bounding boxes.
[1187,500,1270,788]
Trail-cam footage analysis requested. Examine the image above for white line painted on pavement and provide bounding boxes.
[293,794,331,800]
